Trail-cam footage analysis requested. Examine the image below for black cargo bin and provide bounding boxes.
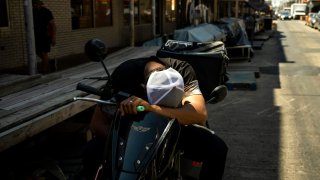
[264,17,272,30]
[156,40,229,101]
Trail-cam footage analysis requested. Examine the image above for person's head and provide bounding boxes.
[144,57,167,81]
[32,0,43,8]
[144,58,184,107]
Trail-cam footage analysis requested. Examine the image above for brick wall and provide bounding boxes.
[0,0,167,73]
[0,0,27,71]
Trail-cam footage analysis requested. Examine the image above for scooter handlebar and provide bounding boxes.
[76,83,145,112]
[136,105,145,112]
[76,83,102,96]
[73,97,145,112]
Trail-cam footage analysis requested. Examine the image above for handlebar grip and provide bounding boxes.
[77,83,102,96]
[136,105,145,112]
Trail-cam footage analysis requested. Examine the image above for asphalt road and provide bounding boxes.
[209,20,320,180]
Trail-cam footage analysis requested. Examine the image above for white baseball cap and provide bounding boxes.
[146,67,184,107]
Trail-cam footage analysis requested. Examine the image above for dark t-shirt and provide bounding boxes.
[109,56,200,99]
[33,7,54,39]
[33,7,54,53]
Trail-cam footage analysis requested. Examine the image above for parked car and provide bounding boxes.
[306,12,316,27]
[279,11,292,20]
[314,13,320,29]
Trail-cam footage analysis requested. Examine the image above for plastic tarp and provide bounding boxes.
[142,36,164,47]
[246,0,270,12]
[217,17,251,47]
[173,23,226,43]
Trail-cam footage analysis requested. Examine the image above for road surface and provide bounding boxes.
[209,20,320,180]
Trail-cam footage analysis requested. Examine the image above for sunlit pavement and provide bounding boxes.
[208,20,320,180]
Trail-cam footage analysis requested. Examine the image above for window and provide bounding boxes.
[95,0,113,27]
[140,0,152,24]
[71,0,112,29]
[165,0,176,22]
[123,0,152,25]
[123,0,137,25]
[0,0,9,27]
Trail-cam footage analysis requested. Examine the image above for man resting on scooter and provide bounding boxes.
[83,56,228,180]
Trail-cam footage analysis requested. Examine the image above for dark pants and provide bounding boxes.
[246,28,255,45]
[179,125,228,180]
[35,36,52,55]
[82,125,228,180]
[82,137,105,180]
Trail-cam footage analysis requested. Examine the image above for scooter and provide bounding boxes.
[73,39,228,179]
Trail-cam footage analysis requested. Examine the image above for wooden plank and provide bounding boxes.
[254,35,269,41]
[0,47,157,114]
[0,76,82,110]
[227,65,260,78]
[47,47,135,78]
[0,64,106,113]
[0,74,59,97]
[0,47,159,152]
[0,94,98,152]
[226,45,252,61]
[1,78,73,108]
[0,48,155,110]
[0,68,101,102]
[0,74,40,87]
[0,79,104,132]
[0,76,98,119]
[252,41,264,50]
[226,71,257,91]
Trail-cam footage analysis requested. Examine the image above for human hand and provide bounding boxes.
[119,96,151,116]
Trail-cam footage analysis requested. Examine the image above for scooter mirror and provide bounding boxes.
[206,85,228,104]
[84,38,112,81]
[85,38,108,62]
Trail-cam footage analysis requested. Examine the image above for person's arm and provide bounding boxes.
[119,94,208,126]
[48,19,56,46]
[151,94,208,126]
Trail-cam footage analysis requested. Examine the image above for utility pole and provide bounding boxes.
[130,0,135,47]
[308,1,314,13]
[213,0,218,21]
[152,0,156,38]
[24,0,37,75]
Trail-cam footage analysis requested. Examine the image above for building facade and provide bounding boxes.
[0,0,179,73]
[1,0,237,74]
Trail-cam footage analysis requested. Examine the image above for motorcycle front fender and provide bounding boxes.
[112,112,181,178]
